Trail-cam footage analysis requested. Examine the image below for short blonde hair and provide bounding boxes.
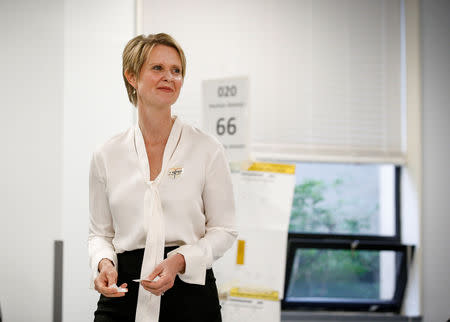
[122,33,186,106]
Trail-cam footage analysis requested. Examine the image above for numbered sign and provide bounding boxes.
[203,77,249,162]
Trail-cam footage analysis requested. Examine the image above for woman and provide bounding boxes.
[88,33,237,322]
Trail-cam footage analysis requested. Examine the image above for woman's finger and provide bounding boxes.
[146,265,163,282]
[141,277,173,295]
[103,291,126,298]
[141,278,163,289]
[94,274,108,293]
[141,279,163,291]
[105,270,118,287]
[102,285,127,297]
[141,284,164,296]
[141,277,172,294]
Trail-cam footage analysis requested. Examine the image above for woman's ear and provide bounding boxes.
[124,70,137,88]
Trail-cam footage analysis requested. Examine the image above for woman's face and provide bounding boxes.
[135,44,183,109]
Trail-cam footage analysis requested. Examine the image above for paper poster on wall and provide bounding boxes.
[214,162,296,299]
[220,294,280,322]
[202,77,250,163]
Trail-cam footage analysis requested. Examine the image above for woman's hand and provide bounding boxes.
[141,253,185,296]
[94,258,128,297]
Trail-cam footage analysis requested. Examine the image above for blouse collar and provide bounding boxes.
[134,116,183,183]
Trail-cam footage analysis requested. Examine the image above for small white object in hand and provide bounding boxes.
[109,283,128,292]
[132,276,160,283]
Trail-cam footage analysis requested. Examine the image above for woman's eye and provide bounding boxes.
[173,68,181,74]
[152,65,162,71]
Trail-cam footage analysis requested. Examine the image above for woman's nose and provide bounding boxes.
[162,69,181,82]
[163,69,175,81]
[162,71,170,81]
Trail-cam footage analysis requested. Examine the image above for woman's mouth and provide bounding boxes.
[157,86,174,92]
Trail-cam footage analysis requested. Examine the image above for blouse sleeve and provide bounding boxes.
[88,152,117,288]
[168,145,238,285]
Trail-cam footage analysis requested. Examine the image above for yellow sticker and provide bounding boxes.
[230,287,279,301]
[247,162,295,174]
[236,240,245,265]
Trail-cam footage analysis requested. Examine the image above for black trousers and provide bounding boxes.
[94,248,222,322]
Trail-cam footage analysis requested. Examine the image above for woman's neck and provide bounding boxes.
[137,104,174,146]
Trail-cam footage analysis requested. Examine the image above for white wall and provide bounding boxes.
[62,1,135,321]
[421,1,450,321]
[0,0,63,321]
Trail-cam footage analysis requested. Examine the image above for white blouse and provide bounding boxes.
[88,116,237,319]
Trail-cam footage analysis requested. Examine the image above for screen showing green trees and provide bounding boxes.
[286,249,397,300]
[287,163,396,301]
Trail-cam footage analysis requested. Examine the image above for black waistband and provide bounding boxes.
[117,247,178,261]
[116,247,214,282]
[117,247,180,278]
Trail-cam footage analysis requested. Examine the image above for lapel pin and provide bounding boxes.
[168,167,184,179]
